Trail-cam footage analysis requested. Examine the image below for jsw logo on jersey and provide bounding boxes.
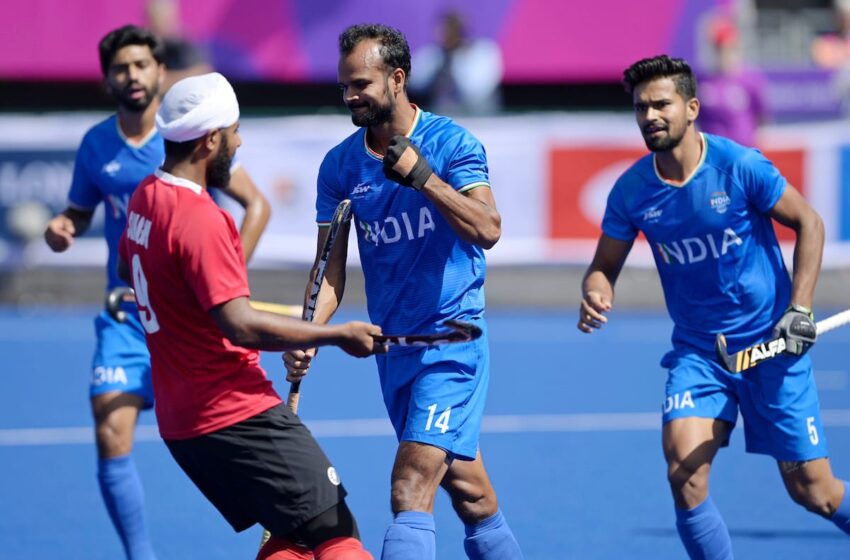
[655,227,743,265]
[643,207,662,223]
[747,338,786,366]
[352,182,371,196]
[360,206,436,245]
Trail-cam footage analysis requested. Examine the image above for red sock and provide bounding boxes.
[314,537,373,560]
[256,536,314,560]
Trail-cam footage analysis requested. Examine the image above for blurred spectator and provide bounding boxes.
[697,17,768,147]
[811,0,850,116]
[146,0,212,92]
[408,12,503,115]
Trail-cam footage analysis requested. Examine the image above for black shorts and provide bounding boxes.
[164,403,347,536]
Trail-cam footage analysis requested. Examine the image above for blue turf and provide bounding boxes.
[0,307,848,559]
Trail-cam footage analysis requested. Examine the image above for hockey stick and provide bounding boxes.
[259,200,353,548]
[247,301,303,317]
[285,199,352,413]
[105,287,303,321]
[105,286,136,323]
[375,319,482,347]
[715,309,850,373]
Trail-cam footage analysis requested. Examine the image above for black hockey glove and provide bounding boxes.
[772,304,817,356]
[382,136,433,191]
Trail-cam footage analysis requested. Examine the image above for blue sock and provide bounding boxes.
[831,480,850,535]
[381,511,436,560]
[97,454,156,560]
[675,496,733,560]
[463,509,524,560]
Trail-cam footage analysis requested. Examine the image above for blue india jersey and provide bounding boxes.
[68,115,164,291]
[602,133,791,352]
[317,107,490,335]
[68,115,241,291]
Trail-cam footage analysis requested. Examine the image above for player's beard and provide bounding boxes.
[642,121,687,152]
[113,81,159,113]
[348,88,394,127]
[207,136,233,188]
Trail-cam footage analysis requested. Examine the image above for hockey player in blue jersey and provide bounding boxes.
[579,55,850,559]
[283,24,523,560]
[43,26,270,559]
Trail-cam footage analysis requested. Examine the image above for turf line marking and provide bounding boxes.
[2,409,850,446]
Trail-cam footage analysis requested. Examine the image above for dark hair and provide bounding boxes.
[98,25,165,76]
[163,138,199,159]
[622,55,697,99]
[339,23,411,85]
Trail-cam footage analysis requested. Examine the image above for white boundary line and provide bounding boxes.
[2,410,850,446]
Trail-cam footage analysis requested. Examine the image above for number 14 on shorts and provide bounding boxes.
[425,404,452,433]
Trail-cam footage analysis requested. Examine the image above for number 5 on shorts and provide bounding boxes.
[807,416,819,445]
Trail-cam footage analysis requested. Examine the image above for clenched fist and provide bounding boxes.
[382,136,433,191]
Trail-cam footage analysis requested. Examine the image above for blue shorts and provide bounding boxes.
[661,347,828,462]
[375,320,489,461]
[90,308,153,408]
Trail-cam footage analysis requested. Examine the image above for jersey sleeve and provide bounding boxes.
[177,204,250,311]
[67,135,103,210]
[316,150,346,224]
[737,148,787,213]
[601,181,638,241]
[443,129,490,192]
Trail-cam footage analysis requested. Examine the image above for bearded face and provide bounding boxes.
[633,78,695,153]
[338,39,400,128]
[206,134,233,188]
[106,45,162,113]
[347,84,395,127]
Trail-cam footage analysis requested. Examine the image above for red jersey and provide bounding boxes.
[120,169,281,439]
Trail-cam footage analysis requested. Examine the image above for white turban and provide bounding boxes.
[156,72,240,142]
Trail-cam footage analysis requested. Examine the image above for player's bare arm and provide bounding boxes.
[283,220,351,381]
[219,165,271,262]
[210,295,382,357]
[769,184,825,309]
[383,135,500,248]
[579,234,634,333]
[44,207,94,252]
[422,181,500,249]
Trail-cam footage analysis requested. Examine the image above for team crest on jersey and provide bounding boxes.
[710,191,731,214]
[642,206,663,223]
[102,160,121,176]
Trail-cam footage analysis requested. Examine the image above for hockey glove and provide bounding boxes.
[772,304,817,356]
[382,136,433,191]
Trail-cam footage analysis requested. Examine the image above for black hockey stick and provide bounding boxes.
[286,199,352,412]
[374,319,482,347]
